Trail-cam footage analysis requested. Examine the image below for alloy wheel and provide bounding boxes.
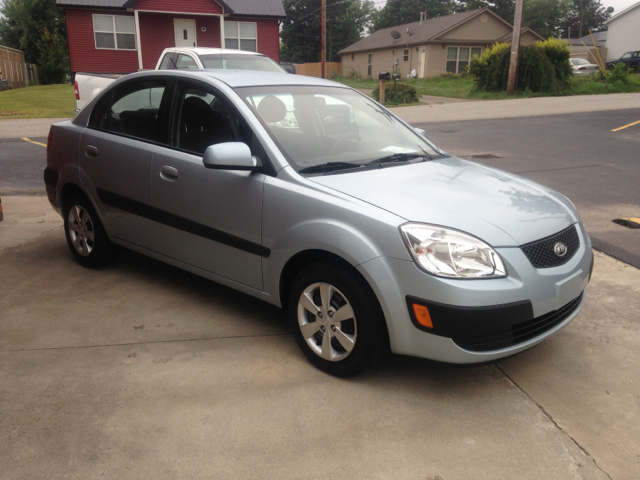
[296,282,357,362]
[67,204,95,257]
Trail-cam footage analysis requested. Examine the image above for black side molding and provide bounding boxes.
[96,188,270,258]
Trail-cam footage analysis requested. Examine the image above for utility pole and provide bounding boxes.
[506,0,524,95]
[321,0,326,79]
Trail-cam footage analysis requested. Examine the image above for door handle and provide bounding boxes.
[85,145,98,157]
[160,165,179,180]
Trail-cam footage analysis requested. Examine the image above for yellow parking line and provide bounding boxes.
[21,137,47,147]
[611,120,640,132]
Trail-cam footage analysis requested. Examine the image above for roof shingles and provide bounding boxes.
[339,8,495,54]
[56,0,286,17]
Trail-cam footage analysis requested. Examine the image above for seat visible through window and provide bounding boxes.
[177,93,236,154]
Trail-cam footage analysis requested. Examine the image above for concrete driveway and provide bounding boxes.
[1,196,638,479]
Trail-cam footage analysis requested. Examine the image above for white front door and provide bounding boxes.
[418,47,426,78]
[174,19,197,48]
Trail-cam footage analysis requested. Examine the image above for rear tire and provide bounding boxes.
[288,261,388,377]
[63,193,118,268]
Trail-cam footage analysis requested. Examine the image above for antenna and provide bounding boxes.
[390,31,401,42]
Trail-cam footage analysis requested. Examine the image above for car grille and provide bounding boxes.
[452,293,583,352]
[521,225,579,268]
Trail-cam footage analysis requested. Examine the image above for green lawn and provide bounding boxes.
[332,72,640,101]
[0,84,75,119]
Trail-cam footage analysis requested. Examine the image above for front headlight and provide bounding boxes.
[400,223,506,279]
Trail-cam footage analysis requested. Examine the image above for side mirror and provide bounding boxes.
[202,142,260,171]
[414,127,428,139]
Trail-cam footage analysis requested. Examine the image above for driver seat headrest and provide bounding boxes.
[257,95,287,124]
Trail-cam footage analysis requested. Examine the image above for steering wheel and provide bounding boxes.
[329,133,361,154]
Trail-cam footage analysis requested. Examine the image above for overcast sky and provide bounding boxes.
[374,0,639,20]
[603,0,637,15]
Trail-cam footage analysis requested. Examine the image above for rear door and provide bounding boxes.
[148,80,267,289]
[80,78,171,248]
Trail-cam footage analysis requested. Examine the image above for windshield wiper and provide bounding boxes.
[368,153,436,164]
[298,162,362,174]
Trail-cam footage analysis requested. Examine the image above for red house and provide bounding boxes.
[57,0,285,74]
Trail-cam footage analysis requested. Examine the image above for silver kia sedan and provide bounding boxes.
[45,70,592,376]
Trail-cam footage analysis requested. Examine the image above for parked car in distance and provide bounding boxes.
[280,62,296,74]
[74,47,285,111]
[569,57,599,75]
[46,70,593,377]
[606,50,640,70]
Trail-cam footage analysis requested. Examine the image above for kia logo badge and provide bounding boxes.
[554,242,568,257]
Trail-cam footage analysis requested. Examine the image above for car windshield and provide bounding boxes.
[237,85,441,172]
[199,54,285,73]
[571,58,590,65]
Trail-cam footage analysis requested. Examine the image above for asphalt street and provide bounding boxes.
[0,136,47,195]
[415,108,640,268]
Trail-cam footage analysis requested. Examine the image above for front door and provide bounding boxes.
[149,80,265,289]
[174,19,197,48]
[418,47,426,78]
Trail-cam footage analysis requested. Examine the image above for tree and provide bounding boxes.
[560,0,612,37]
[280,0,374,63]
[36,28,69,84]
[456,0,515,23]
[523,0,572,38]
[0,0,67,64]
[371,0,456,32]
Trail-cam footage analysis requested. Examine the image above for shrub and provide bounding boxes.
[372,81,419,104]
[608,63,631,84]
[469,42,511,91]
[469,40,572,94]
[535,38,572,85]
[518,45,563,93]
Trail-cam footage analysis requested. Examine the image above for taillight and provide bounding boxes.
[578,67,586,70]
[74,81,79,100]
[47,130,53,154]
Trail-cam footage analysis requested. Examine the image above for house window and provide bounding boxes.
[225,22,257,52]
[446,46,482,73]
[367,53,372,77]
[93,15,136,50]
[403,49,409,62]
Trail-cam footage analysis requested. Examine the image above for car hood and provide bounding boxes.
[309,157,577,247]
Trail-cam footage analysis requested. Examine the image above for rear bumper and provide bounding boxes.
[356,222,593,363]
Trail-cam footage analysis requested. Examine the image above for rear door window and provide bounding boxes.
[91,79,169,143]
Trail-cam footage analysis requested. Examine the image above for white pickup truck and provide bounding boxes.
[74,47,286,111]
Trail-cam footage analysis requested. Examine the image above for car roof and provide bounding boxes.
[126,69,346,89]
[163,47,265,57]
[202,70,343,88]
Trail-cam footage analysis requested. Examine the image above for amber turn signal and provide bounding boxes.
[412,304,433,328]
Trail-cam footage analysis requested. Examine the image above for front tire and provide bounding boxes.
[288,261,388,377]
[63,194,118,268]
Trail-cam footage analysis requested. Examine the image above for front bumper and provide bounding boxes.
[356,222,593,363]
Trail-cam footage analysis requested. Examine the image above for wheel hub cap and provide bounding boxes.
[67,205,95,257]
[297,282,357,362]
